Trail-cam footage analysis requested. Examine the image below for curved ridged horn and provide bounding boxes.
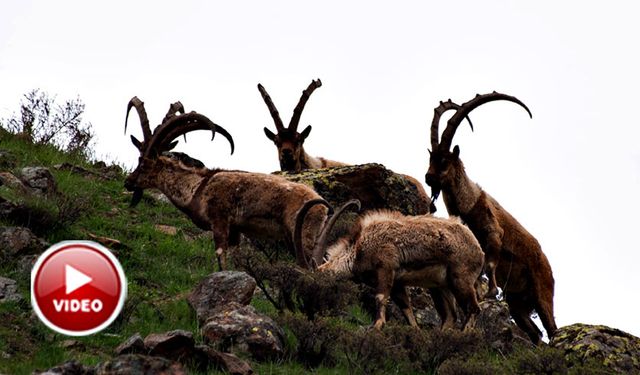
[311,199,361,269]
[257,83,285,132]
[144,112,234,157]
[125,96,152,141]
[439,92,532,151]
[289,79,322,132]
[294,199,333,269]
[430,99,474,151]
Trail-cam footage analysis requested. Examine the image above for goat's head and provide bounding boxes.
[124,96,234,206]
[259,79,322,172]
[424,92,532,201]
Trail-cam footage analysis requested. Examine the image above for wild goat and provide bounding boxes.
[424,92,557,344]
[259,79,347,171]
[295,200,485,331]
[259,79,433,211]
[124,97,331,269]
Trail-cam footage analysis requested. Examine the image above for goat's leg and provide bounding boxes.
[373,268,394,330]
[391,284,417,327]
[450,276,481,331]
[483,231,503,299]
[431,288,458,330]
[507,294,542,344]
[212,226,230,271]
[534,291,557,341]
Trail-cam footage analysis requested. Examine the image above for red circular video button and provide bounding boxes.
[31,241,127,336]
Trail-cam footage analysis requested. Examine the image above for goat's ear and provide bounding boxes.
[166,140,179,151]
[300,125,312,140]
[130,135,142,150]
[453,145,460,158]
[264,127,276,141]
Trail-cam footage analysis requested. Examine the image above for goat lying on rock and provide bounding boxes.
[124,97,330,269]
[296,200,484,330]
[259,79,433,211]
[424,92,557,344]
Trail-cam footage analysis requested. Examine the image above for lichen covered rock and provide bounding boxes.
[550,323,640,373]
[276,163,431,215]
[202,302,285,360]
[188,271,257,324]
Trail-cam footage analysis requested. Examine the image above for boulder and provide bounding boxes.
[143,330,194,361]
[277,163,431,216]
[550,323,640,373]
[0,172,30,193]
[188,271,257,324]
[114,333,145,355]
[193,345,253,375]
[34,360,95,375]
[0,276,22,303]
[94,354,185,375]
[475,299,531,352]
[19,167,57,196]
[0,226,49,259]
[202,302,285,360]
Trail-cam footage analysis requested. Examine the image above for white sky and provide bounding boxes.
[1,1,639,337]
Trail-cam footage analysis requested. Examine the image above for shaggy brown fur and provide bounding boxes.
[124,97,329,269]
[425,92,557,344]
[299,204,485,331]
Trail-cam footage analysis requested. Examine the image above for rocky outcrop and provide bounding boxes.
[202,302,286,360]
[19,167,57,196]
[0,226,49,259]
[550,323,640,373]
[112,331,253,374]
[94,354,185,375]
[188,271,257,324]
[277,163,431,215]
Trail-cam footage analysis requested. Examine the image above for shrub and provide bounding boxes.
[2,89,95,159]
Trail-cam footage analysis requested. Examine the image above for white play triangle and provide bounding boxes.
[65,265,92,294]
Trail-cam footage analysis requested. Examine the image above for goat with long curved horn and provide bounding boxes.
[124,97,331,270]
[424,92,556,345]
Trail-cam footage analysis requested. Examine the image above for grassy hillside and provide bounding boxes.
[0,131,612,374]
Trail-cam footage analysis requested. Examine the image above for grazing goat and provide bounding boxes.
[259,79,433,211]
[424,92,557,344]
[295,200,485,331]
[124,97,331,269]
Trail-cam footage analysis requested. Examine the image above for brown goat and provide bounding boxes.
[259,79,433,211]
[296,200,485,331]
[259,79,347,172]
[424,92,557,344]
[124,97,330,269]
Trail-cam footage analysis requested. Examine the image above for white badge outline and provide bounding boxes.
[30,240,127,336]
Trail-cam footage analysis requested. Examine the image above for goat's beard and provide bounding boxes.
[429,186,441,213]
[130,188,143,207]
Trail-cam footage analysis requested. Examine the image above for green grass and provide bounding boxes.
[0,131,614,375]
[0,133,217,374]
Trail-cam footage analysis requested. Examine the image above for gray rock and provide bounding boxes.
[202,302,285,360]
[94,354,185,375]
[19,166,57,195]
[475,299,531,352]
[193,345,253,375]
[277,163,432,216]
[188,271,257,324]
[0,226,49,258]
[114,333,145,355]
[550,323,640,373]
[33,359,95,374]
[143,330,194,361]
[0,172,30,193]
[0,276,22,303]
